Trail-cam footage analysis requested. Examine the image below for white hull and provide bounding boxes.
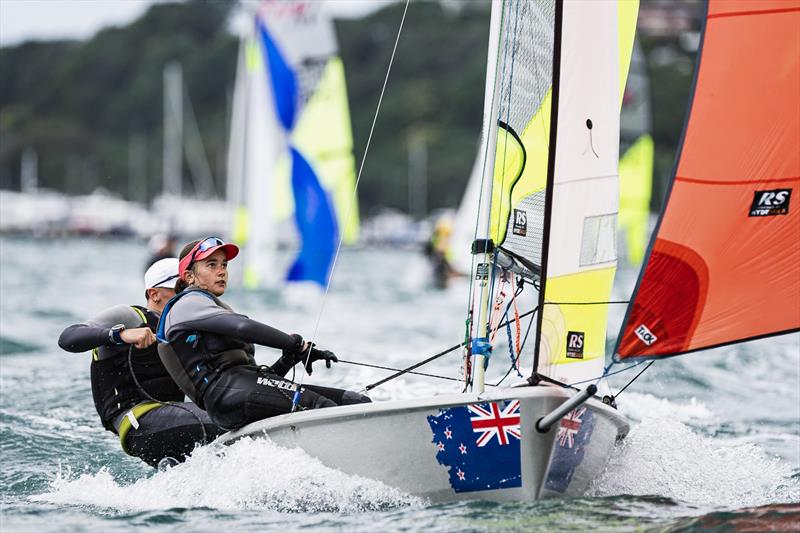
[221,386,628,502]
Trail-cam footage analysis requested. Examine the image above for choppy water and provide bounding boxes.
[1,237,798,532]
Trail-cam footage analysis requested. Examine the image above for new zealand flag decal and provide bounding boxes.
[427,400,522,493]
[544,406,596,493]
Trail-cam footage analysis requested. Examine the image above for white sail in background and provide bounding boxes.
[226,0,359,289]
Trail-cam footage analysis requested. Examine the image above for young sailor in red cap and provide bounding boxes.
[58,258,223,467]
[157,237,370,430]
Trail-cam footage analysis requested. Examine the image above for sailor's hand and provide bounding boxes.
[120,327,157,349]
[303,347,338,375]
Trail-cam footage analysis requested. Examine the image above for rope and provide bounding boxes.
[362,298,631,392]
[128,345,208,445]
[609,361,654,399]
[293,0,411,408]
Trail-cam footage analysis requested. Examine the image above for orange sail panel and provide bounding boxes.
[616,0,800,359]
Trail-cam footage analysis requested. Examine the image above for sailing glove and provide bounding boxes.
[302,347,338,375]
[280,334,338,375]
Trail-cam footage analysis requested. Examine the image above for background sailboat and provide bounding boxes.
[618,37,654,266]
[227,0,360,289]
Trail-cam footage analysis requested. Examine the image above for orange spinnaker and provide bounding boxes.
[616,0,800,358]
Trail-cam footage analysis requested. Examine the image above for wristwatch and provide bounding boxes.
[109,324,126,345]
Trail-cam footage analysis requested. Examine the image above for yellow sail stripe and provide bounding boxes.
[540,267,617,365]
[618,133,654,264]
[231,205,250,245]
[489,89,552,244]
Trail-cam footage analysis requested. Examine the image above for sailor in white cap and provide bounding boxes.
[58,258,223,467]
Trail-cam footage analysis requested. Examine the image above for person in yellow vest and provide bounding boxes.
[58,258,223,467]
[423,216,458,289]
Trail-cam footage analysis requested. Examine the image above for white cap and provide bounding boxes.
[144,258,179,290]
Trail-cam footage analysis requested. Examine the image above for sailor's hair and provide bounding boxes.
[175,239,201,293]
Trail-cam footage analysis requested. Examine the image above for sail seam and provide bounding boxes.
[708,6,800,19]
[675,175,800,185]
[560,173,620,184]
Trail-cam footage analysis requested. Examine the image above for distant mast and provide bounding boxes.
[163,62,183,198]
[20,147,38,194]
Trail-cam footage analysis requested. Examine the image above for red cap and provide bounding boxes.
[179,237,239,278]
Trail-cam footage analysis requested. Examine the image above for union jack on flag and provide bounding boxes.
[556,406,586,448]
[468,400,521,447]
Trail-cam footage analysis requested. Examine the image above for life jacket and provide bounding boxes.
[157,289,255,408]
[90,305,184,431]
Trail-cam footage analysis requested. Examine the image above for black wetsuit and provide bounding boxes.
[58,304,224,467]
[157,288,370,430]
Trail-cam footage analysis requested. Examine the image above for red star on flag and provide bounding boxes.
[459,443,467,454]
[437,441,445,451]
[444,428,453,439]
[456,468,466,480]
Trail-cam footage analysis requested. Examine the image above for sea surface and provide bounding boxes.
[1,237,798,532]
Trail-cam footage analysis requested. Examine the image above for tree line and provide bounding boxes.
[0,0,696,216]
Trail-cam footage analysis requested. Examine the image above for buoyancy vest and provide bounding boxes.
[91,305,184,431]
[157,289,256,408]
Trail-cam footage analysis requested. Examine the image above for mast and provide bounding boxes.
[163,61,183,197]
[470,0,505,393]
[531,0,563,377]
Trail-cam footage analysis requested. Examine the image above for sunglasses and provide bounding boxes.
[150,273,178,289]
[184,237,225,272]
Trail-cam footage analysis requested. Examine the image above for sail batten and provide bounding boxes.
[615,0,800,360]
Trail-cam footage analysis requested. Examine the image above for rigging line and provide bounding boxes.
[565,360,647,387]
[339,359,478,384]
[127,345,208,445]
[368,288,529,392]
[363,297,628,391]
[484,0,521,322]
[611,361,654,399]
[464,0,507,326]
[294,0,411,397]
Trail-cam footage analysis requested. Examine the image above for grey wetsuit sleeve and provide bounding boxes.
[181,314,297,351]
[164,293,296,350]
[58,305,143,353]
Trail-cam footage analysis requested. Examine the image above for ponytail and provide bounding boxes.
[175,239,201,294]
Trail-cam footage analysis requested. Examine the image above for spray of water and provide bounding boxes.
[590,393,800,508]
[33,437,424,513]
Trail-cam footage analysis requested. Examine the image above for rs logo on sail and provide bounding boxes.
[749,189,791,217]
[634,324,657,346]
[512,209,527,236]
[566,331,584,359]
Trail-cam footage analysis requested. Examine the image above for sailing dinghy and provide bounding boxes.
[223,0,799,502]
[221,0,640,501]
